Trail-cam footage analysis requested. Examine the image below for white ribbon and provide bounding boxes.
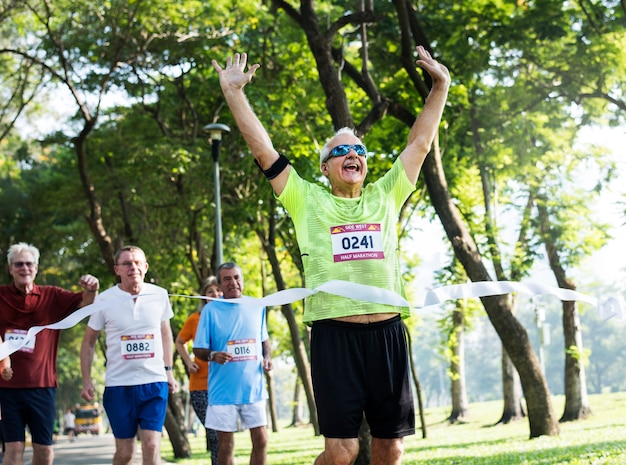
[0,297,127,360]
[171,280,412,309]
[0,280,621,361]
[421,280,623,321]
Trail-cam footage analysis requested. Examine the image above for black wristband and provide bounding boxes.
[164,366,173,371]
[254,153,291,180]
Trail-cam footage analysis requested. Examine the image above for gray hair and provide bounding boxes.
[7,242,40,265]
[319,127,358,168]
[198,275,220,310]
[216,262,241,283]
[114,245,145,264]
[200,276,219,294]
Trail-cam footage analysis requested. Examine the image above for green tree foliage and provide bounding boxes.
[1,0,625,441]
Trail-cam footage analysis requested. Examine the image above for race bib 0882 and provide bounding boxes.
[4,329,36,353]
[121,334,155,360]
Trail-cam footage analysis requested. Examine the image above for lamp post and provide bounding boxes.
[533,297,550,376]
[203,123,230,268]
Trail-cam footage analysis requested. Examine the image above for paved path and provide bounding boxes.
[22,434,174,464]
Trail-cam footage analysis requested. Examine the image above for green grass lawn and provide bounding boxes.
[162,391,626,464]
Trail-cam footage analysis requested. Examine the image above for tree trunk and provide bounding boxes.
[497,296,526,424]
[471,98,527,426]
[164,393,191,459]
[74,134,116,274]
[448,305,469,423]
[290,378,303,427]
[404,323,427,438]
[422,142,559,438]
[537,202,591,422]
[561,300,592,421]
[497,347,526,424]
[265,369,279,432]
[277,302,318,432]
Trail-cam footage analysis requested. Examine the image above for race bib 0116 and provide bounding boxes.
[226,339,258,362]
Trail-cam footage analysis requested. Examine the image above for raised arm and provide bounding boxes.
[212,53,290,195]
[399,45,451,184]
[77,274,100,308]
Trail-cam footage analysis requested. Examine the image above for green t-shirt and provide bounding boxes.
[278,159,415,324]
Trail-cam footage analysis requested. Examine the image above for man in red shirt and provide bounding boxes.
[0,242,99,465]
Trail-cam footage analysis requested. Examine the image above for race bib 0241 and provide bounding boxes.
[330,223,384,262]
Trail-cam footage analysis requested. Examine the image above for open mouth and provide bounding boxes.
[343,161,360,172]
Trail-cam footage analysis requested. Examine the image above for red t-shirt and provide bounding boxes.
[0,284,83,388]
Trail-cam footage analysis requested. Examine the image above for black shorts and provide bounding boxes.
[311,315,415,439]
[0,387,56,444]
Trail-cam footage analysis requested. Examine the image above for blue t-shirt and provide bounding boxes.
[194,298,269,405]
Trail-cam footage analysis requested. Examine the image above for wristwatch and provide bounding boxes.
[164,366,173,371]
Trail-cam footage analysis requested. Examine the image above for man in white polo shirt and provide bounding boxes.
[80,245,177,465]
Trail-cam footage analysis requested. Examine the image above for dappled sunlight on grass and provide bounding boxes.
[162,392,626,464]
[403,392,626,464]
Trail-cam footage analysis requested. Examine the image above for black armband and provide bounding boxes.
[254,153,291,180]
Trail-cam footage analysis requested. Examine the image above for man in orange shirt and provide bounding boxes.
[175,277,222,463]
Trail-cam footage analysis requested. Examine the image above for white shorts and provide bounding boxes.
[205,400,267,432]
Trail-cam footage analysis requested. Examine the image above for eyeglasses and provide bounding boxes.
[116,261,145,268]
[12,261,36,268]
[325,144,367,162]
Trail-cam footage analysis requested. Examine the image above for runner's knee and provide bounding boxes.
[318,438,358,465]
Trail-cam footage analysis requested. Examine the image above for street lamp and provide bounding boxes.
[203,122,230,268]
[532,298,551,376]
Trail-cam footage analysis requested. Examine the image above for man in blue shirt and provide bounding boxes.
[194,262,272,465]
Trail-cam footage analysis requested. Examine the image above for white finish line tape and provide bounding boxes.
[0,280,621,360]
[422,281,623,321]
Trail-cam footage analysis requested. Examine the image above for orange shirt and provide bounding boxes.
[178,312,208,391]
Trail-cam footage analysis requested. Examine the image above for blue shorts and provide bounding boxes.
[103,382,168,439]
[0,387,56,444]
